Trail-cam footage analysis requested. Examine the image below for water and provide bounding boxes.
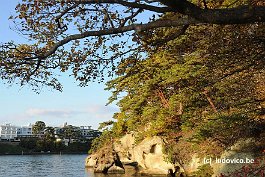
[0,154,157,177]
[0,154,86,177]
[0,154,126,177]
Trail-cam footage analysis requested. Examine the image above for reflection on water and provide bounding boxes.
[85,167,146,177]
[0,154,163,177]
[86,168,126,177]
[86,166,167,177]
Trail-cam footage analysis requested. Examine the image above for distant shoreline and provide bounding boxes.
[0,152,88,156]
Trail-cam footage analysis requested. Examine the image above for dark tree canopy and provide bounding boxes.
[32,121,46,135]
[0,0,265,91]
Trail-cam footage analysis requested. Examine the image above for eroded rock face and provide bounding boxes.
[87,146,125,174]
[108,165,125,174]
[86,135,264,176]
[86,134,265,176]
[85,154,97,168]
[86,134,176,175]
[114,134,175,175]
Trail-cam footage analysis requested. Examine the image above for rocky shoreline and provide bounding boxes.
[86,134,175,175]
[85,134,264,177]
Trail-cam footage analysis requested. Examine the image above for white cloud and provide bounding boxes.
[0,104,119,129]
[85,105,119,118]
[25,105,118,119]
[25,108,82,118]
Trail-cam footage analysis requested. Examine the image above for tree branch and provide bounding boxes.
[55,4,79,29]
[103,8,115,28]
[73,0,173,13]
[63,0,265,24]
[43,18,198,58]
[30,58,42,77]
[203,89,218,113]
[120,9,143,27]
[146,24,189,47]
[158,0,265,24]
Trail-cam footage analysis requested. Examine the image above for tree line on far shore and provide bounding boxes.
[0,121,95,154]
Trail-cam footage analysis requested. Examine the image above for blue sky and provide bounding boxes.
[0,1,119,129]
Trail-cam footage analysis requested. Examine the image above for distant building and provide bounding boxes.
[54,123,102,145]
[0,124,18,141]
[84,129,102,140]
[0,122,101,143]
[80,126,92,139]
[74,125,101,140]
[0,123,39,141]
[17,124,34,138]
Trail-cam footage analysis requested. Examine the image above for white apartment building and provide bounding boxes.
[17,124,33,138]
[0,122,100,142]
[80,126,92,137]
[0,124,18,141]
[79,126,101,140]
[0,123,34,141]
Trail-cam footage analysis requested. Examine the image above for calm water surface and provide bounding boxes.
[0,154,132,177]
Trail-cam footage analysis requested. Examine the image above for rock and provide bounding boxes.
[183,154,201,174]
[108,165,125,174]
[114,134,176,175]
[114,133,136,164]
[211,138,262,176]
[88,134,177,175]
[134,137,175,174]
[85,154,97,167]
[87,134,264,176]
[93,147,125,174]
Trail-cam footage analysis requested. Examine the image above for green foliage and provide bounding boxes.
[101,10,265,165]
[0,143,26,154]
[19,137,91,153]
[89,130,114,153]
[194,113,258,145]
[32,121,46,135]
[44,126,55,140]
[192,164,214,177]
[107,23,264,135]
[63,142,92,153]
[59,125,82,141]
[20,123,91,153]
[98,120,114,131]
[19,138,38,150]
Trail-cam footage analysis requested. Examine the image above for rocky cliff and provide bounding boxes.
[86,134,264,176]
[86,134,176,175]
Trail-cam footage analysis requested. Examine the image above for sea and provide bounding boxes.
[0,154,141,177]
